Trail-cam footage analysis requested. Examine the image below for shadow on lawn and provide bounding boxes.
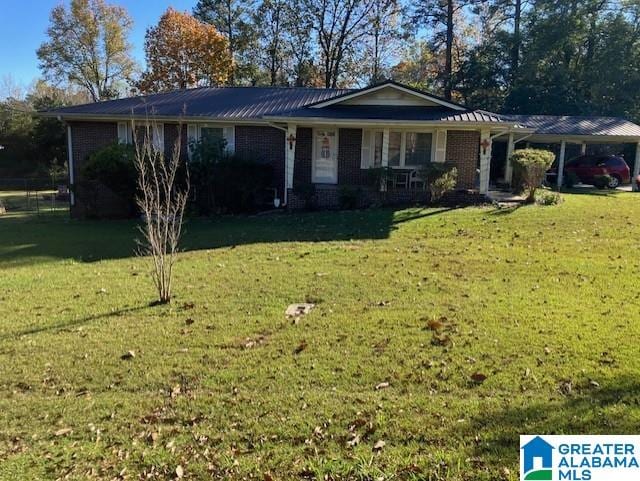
[458,375,640,467]
[0,207,460,266]
[0,304,150,340]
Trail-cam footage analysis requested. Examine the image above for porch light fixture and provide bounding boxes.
[480,138,491,155]
[287,133,296,150]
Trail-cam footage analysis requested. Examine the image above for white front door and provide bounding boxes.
[313,129,338,184]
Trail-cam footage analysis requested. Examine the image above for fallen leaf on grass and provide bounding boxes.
[375,382,390,390]
[175,465,184,478]
[285,303,314,318]
[120,350,135,360]
[431,333,451,347]
[293,341,308,355]
[346,433,361,447]
[426,319,445,331]
[470,373,487,384]
[373,439,386,452]
[185,318,195,326]
[54,428,72,437]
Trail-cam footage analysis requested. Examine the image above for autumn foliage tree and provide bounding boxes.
[37,0,135,102]
[138,8,231,93]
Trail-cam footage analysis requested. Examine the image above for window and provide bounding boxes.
[361,130,436,168]
[201,127,224,143]
[389,131,402,166]
[605,156,626,167]
[405,132,432,166]
[117,122,131,144]
[186,124,235,161]
[373,131,383,167]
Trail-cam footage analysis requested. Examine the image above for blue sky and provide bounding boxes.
[1,0,196,89]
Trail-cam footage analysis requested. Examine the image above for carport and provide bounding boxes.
[493,115,640,191]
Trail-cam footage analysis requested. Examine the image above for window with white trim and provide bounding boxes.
[186,124,235,160]
[362,129,436,169]
[117,122,131,144]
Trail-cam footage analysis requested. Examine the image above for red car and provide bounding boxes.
[559,155,631,188]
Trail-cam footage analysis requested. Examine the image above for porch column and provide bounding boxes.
[633,142,640,192]
[381,128,390,166]
[479,129,492,195]
[285,123,297,205]
[581,142,587,155]
[557,140,566,190]
[505,133,515,185]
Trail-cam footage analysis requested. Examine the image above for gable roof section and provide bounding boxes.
[266,105,509,124]
[307,80,467,111]
[44,87,351,120]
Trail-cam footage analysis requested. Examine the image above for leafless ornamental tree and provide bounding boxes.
[133,122,190,304]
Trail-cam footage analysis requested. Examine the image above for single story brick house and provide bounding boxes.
[43,80,640,217]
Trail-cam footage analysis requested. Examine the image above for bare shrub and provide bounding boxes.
[133,121,189,304]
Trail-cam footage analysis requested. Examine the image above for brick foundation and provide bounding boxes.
[287,186,487,210]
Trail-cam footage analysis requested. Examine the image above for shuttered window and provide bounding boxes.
[360,130,384,168]
[117,122,130,144]
[186,124,235,161]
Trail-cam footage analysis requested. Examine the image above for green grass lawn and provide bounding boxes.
[1,192,640,480]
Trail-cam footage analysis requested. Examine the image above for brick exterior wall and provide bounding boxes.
[69,121,118,218]
[337,128,368,186]
[234,125,286,202]
[163,123,189,162]
[293,127,313,189]
[67,121,484,216]
[446,130,479,189]
[69,121,118,182]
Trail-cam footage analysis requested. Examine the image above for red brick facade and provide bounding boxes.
[163,123,189,162]
[337,128,369,185]
[234,125,286,201]
[293,127,313,189]
[446,130,480,189]
[67,121,483,216]
[69,121,118,181]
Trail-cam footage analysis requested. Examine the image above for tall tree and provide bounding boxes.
[389,40,440,90]
[364,0,404,84]
[254,0,288,85]
[282,1,321,86]
[37,0,135,102]
[305,0,375,88]
[193,0,257,85]
[410,0,469,100]
[138,8,231,93]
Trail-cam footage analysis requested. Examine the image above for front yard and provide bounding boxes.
[1,193,640,480]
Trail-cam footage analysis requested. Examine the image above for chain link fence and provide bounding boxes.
[0,177,70,216]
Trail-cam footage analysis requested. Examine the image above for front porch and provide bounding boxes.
[282,125,499,209]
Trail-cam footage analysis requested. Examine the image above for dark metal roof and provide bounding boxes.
[43,82,640,138]
[503,114,640,137]
[45,87,351,119]
[266,105,508,123]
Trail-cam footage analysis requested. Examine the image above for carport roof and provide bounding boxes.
[502,114,640,138]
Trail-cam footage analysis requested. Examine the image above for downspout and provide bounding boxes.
[268,122,289,206]
[65,121,75,209]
